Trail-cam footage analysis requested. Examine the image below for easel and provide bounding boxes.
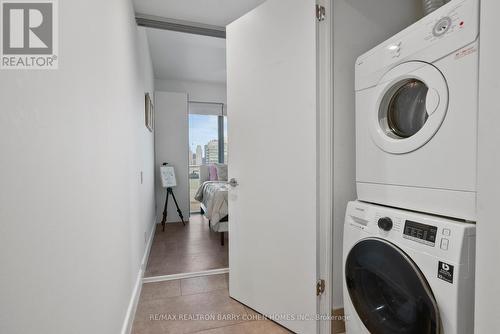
[160,163,185,231]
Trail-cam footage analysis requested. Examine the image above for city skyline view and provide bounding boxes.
[189,114,219,154]
[189,114,227,164]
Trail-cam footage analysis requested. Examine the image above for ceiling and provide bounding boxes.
[133,0,267,27]
[139,1,267,83]
[146,28,227,83]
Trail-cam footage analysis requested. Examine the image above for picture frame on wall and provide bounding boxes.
[145,93,154,132]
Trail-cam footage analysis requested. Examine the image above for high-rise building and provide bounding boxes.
[189,148,195,165]
[204,139,228,164]
[195,145,203,165]
[205,140,219,164]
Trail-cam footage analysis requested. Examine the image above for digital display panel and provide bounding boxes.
[404,220,437,245]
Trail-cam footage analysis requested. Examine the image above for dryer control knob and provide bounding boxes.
[378,217,393,231]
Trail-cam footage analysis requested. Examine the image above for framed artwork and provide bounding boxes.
[145,93,154,132]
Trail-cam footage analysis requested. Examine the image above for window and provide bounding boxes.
[188,102,227,213]
[383,79,429,138]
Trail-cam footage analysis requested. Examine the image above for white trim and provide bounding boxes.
[317,1,333,333]
[120,223,156,334]
[143,268,229,283]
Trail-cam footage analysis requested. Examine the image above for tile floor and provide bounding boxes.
[138,216,342,333]
[132,274,292,334]
[145,214,228,277]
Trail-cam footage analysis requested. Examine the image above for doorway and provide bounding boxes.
[144,26,229,279]
[134,0,333,333]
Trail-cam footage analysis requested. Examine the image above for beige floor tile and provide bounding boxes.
[131,320,167,334]
[181,275,228,296]
[133,289,248,334]
[140,280,182,302]
[242,305,260,318]
[193,320,293,333]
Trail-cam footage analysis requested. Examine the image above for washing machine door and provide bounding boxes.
[345,238,440,334]
[370,61,448,154]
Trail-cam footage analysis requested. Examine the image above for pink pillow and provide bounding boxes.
[208,165,218,181]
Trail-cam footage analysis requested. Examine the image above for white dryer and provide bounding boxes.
[355,0,479,220]
[343,201,475,334]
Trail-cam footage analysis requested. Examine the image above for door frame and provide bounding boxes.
[138,2,334,332]
[317,0,333,333]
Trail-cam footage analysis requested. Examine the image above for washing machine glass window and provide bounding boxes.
[345,238,440,334]
[385,79,429,138]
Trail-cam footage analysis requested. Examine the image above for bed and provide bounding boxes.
[194,165,229,245]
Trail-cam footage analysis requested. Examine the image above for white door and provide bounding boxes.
[227,0,318,333]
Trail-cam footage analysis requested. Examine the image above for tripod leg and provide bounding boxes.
[170,189,186,226]
[161,189,170,232]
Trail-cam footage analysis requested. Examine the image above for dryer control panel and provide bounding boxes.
[425,4,465,43]
[355,0,479,91]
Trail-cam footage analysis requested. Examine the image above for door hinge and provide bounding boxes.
[316,5,326,22]
[316,279,325,296]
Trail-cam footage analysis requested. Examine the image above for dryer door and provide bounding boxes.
[345,238,440,334]
[370,61,448,154]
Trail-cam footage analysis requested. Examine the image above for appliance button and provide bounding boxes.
[433,17,452,37]
[440,238,449,250]
[377,217,393,231]
[442,228,451,236]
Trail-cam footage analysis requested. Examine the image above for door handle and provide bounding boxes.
[228,178,239,187]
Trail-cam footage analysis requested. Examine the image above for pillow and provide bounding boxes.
[215,164,228,181]
[208,165,218,181]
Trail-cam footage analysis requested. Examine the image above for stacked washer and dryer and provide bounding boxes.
[343,0,479,333]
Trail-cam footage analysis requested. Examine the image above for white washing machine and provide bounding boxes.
[343,201,475,334]
[355,0,479,220]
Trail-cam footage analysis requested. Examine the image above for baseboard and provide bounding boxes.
[332,308,345,334]
[120,222,156,334]
[143,268,229,283]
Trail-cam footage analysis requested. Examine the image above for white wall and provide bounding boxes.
[137,25,156,248]
[475,0,500,332]
[332,0,422,308]
[0,1,155,333]
[155,92,190,223]
[155,78,227,105]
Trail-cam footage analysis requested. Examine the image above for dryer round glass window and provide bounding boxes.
[385,79,429,138]
[345,238,440,334]
[369,62,449,154]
